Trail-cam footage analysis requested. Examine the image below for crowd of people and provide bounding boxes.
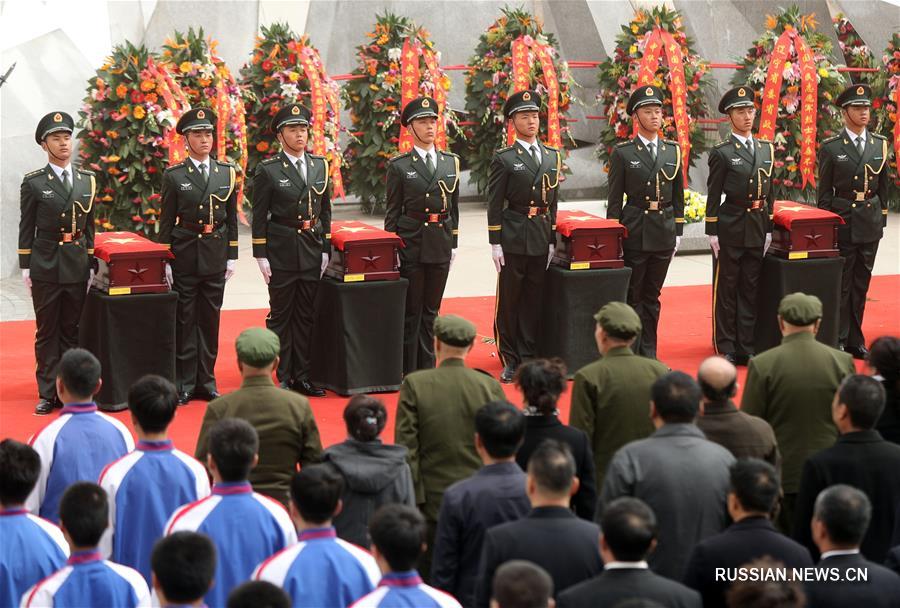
[2,292,900,608]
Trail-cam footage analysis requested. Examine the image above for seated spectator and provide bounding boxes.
[352,504,462,607]
[195,327,322,506]
[696,356,780,470]
[805,485,900,607]
[99,375,210,583]
[228,581,290,608]
[0,440,68,607]
[559,498,701,608]
[253,465,380,607]
[725,557,806,608]
[476,440,603,607]
[26,348,134,523]
[794,374,900,563]
[432,401,531,605]
[166,418,296,608]
[150,531,216,608]
[515,359,597,520]
[322,395,415,547]
[600,371,734,580]
[490,561,554,608]
[683,459,812,607]
[21,482,149,607]
[867,336,900,445]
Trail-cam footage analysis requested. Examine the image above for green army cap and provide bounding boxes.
[627,85,664,115]
[400,96,439,127]
[35,111,74,145]
[235,327,280,367]
[593,301,642,339]
[434,314,477,347]
[778,292,823,326]
[835,83,871,108]
[176,107,216,134]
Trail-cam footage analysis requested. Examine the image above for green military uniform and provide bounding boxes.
[251,104,332,394]
[741,293,855,533]
[194,328,322,506]
[568,302,669,490]
[816,84,890,357]
[607,86,685,359]
[159,108,238,401]
[385,97,460,374]
[488,90,561,380]
[19,112,96,412]
[706,86,775,362]
[394,315,506,578]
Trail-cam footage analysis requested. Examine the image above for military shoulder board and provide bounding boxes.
[615,141,632,148]
[821,135,840,145]
[664,139,679,147]
[164,161,186,173]
[497,145,514,154]
[872,133,888,142]
[714,140,731,148]
[24,168,45,179]
[388,151,410,163]
[260,157,280,165]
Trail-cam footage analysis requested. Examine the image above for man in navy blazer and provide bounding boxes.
[682,459,813,607]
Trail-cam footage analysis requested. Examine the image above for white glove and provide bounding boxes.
[709,235,720,258]
[256,258,272,285]
[320,253,329,278]
[450,248,457,269]
[22,269,31,295]
[764,233,772,256]
[671,236,682,261]
[395,252,401,269]
[224,259,236,281]
[491,244,505,273]
[87,269,94,294]
[165,263,173,288]
[546,244,555,270]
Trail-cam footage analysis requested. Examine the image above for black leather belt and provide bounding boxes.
[179,219,223,234]
[272,215,317,230]
[508,206,549,217]
[406,211,449,223]
[37,229,83,242]
[835,190,873,202]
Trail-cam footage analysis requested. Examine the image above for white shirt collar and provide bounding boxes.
[516,138,541,155]
[48,162,72,179]
[414,145,435,163]
[844,127,867,143]
[283,151,305,167]
[637,134,658,148]
[821,549,860,560]
[189,156,211,171]
[604,561,649,570]
[732,132,753,147]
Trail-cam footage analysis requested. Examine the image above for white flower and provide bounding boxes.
[156,109,175,127]
[280,83,300,98]
[388,47,402,61]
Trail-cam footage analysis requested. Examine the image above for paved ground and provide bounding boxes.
[3,200,898,320]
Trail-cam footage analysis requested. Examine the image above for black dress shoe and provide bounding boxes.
[294,380,325,397]
[722,353,739,365]
[734,353,752,366]
[193,390,221,401]
[845,345,869,360]
[35,399,56,415]
[279,380,293,390]
[177,392,193,406]
[499,365,516,384]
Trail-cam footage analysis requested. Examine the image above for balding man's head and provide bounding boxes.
[698,356,738,403]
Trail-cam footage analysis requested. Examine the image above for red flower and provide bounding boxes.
[147,165,158,173]
[873,98,883,109]
[262,60,274,72]
[130,90,144,103]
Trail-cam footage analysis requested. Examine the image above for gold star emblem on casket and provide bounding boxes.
[565,215,597,222]
[587,238,606,258]
[804,231,823,246]
[337,226,371,233]
[105,237,138,245]
[361,250,381,269]
[127,262,149,282]
[778,205,809,212]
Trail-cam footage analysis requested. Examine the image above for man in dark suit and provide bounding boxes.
[705,86,775,365]
[431,401,531,606]
[558,497,700,608]
[251,103,331,397]
[606,85,685,359]
[683,459,812,607]
[159,108,238,404]
[385,97,460,375]
[19,111,96,415]
[817,84,890,359]
[475,440,602,607]
[794,375,900,563]
[696,356,781,471]
[805,485,900,607]
[488,90,561,383]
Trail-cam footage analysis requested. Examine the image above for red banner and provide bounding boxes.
[894,87,900,178]
[146,58,190,165]
[399,38,420,153]
[420,46,448,151]
[507,36,564,149]
[508,37,531,145]
[758,29,818,189]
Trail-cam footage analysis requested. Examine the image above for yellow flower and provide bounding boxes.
[179,61,192,73]
[133,106,146,120]
[818,67,828,78]
[631,24,639,33]
[629,45,637,55]
[288,71,300,82]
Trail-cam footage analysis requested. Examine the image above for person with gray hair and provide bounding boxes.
[805,485,900,607]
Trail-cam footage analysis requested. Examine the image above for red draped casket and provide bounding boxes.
[92,231,173,295]
[552,210,627,269]
[324,221,402,282]
[769,201,842,260]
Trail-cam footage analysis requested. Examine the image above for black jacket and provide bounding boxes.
[475,506,602,607]
[683,516,813,608]
[793,430,900,563]
[515,415,597,521]
[805,553,900,607]
[559,567,701,608]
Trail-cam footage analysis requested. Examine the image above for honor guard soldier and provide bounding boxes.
[251,103,331,397]
[607,85,685,359]
[159,107,238,404]
[488,90,561,383]
[817,84,890,359]
[706,85,775,365]
[385,96,460,374]
[19,111,96,415]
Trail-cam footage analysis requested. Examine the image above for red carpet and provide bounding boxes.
[2,277,897,453]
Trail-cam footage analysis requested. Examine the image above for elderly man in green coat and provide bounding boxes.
[569,302,670,491]
[741,292,855,534]
[394,314,506,580]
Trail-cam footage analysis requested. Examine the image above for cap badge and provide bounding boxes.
[291,105,301,115]
[197,110,205,120]
[738,88,746,97]
[645,87,653,96]
[522,92,531,101]
[856,86,864,95]
[53,113,62,123]
[422,98,430,107]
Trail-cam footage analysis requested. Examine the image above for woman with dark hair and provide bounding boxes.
[322,395,415,547]
[514,359,598,520]
[868,336,900,445]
